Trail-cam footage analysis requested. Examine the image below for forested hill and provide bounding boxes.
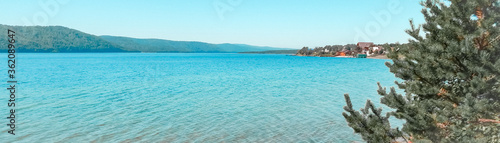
[0,25,128,52]
[99,36,282,53]
[0,24,283,53]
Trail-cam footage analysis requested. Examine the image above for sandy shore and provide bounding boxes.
[367,55,389,59]
[335,56,355,58]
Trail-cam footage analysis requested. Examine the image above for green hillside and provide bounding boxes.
[0,24,284,53]
[0,25,127,52]
[100,36,283,53]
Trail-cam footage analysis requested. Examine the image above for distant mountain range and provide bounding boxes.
[99,36,283,53]
[0,24,285,53]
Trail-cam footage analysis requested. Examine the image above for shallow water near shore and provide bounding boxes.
[1,53,401,142]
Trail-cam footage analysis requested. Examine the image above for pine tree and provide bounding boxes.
[343,0,500,142]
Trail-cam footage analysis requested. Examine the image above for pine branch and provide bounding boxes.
[478,118,500,124]
[343,0,500,142]
[489,34,500,45]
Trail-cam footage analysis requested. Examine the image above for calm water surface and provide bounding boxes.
[1,53,400,142]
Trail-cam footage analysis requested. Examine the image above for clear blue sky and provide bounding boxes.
[0,0,425,48]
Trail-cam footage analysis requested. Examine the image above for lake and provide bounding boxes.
[1,53,400,142]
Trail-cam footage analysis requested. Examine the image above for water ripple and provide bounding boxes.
[0,53,402,142]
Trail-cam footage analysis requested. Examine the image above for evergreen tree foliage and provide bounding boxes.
[343,93,404,143]
[343,0,500,142]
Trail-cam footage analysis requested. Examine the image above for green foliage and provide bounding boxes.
[0,25,127,52]
[343,94,405,143]
[343,0,500,142]
[297,47,312,55]
[296,45,352,56]
[296,44,396,57]
[378,49,385,55]
[100,36,281,53]
[0,24,281,53]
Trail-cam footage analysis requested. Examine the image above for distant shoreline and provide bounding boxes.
[0,51,285,54]
[238,49,299,55]
[294,54,390,59]
[6,52,390,59]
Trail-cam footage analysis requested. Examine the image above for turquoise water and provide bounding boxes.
[1,53,400,142]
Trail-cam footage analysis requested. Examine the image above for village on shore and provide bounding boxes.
[295,42,399,59]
